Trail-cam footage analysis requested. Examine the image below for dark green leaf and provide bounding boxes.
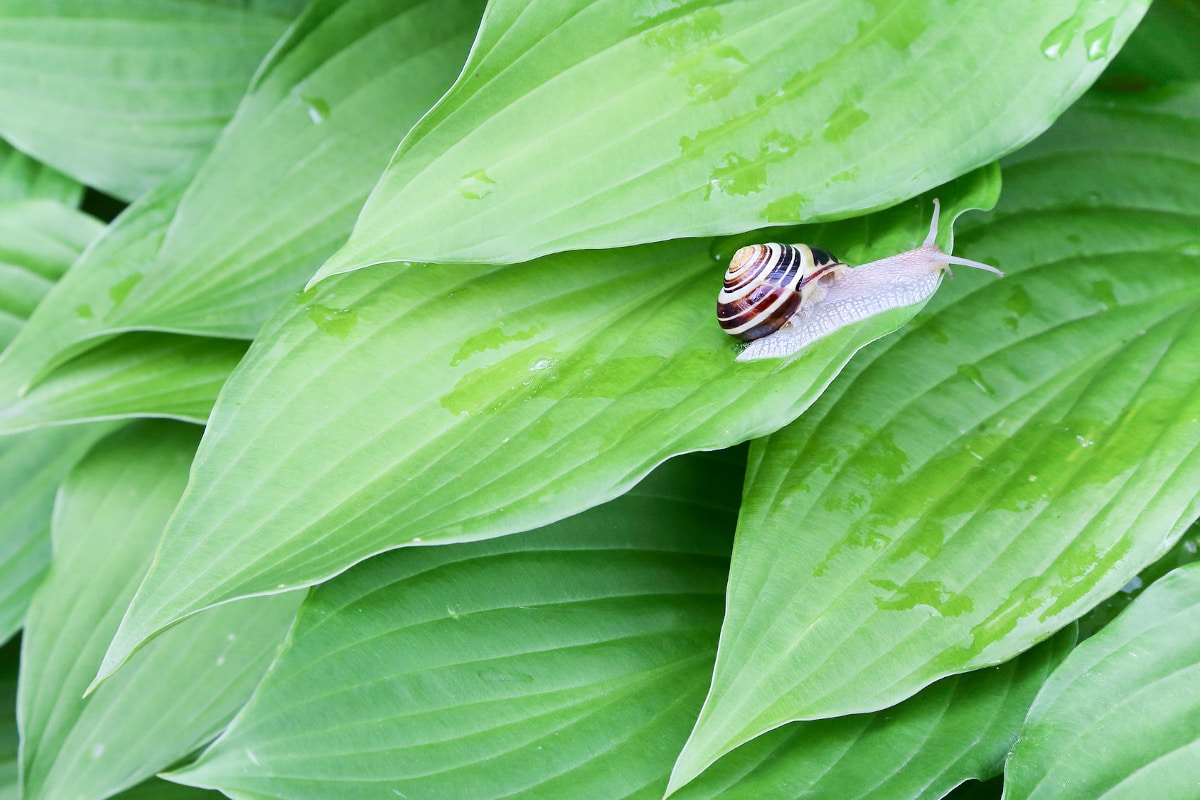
[169,451,741,799]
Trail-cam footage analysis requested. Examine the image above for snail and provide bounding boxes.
[718,199,1003,361]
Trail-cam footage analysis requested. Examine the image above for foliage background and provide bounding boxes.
[0,0,1198,798]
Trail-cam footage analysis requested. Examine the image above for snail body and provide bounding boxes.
[719,199,1003,361]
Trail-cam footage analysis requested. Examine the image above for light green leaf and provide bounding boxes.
[17,422,300,800]
[669,84,1200,790]
[168,450,740,800]
[676,628,1075,800]
[0,140,81,206]
[315,0,1146,277]
[0,198,102,349]
[94,174,999,681]
[0,0,303,200]
[0,423,116,643]
[0,334,246,434]
[1004,562,1200,799]
[0,0,486,405]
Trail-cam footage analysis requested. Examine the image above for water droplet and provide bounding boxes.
[457,169,495,200]
[306,304,358,341]
[108,273,143,307]
[1121,575,1143,593]
[300,94,331,124]
[91,744,105,758]
[1040,15,1082,60]
[1083,18,1116,62]
[531,358,553,371]
[956,363,995,395]
[1075,434,1094,447]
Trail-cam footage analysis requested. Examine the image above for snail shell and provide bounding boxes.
[716,244,848,341]
[720,199,1005,361]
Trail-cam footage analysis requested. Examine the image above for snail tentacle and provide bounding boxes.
[719,198,1004,359]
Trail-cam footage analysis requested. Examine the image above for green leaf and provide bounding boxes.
[94,173,999,681]
[0,140,81,206]
[0,0,304,200]
[314,0,1146,276]
[17,422,300,800]
[114,778,227,800]
[167,450,741,800]
[1100,0,1200,89]
[1004,562,1200,799]
[0,334,246,434]
[0,198,102,349]
[668,84,1200,789]
[0,0,486,406]
[1077,520,1200,640]
[675,628,1075,800]
[0,423,116,643]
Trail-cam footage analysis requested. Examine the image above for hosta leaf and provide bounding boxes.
[1100,0,1200,89]
[676,628,1075,800]
[94,174,999,681]
[0,198,102,348]
[315,0,1146,276]
[17,422,300,800]
[0,334,246,433]
[0,424,116,643]
[115,779,227,800]
[0,0,486,406]
[0,0,304,200]
[1077,520,1200,640]
[0,140,80,206]
[1004,562,1200,799]
[669,84,1200,789]
[168,450,740,800]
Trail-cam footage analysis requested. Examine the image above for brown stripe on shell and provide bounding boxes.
[717,243,844,341]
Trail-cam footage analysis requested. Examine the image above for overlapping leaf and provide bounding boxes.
[315,0,1146,276]
[0,0,304,199]
[169,451,740,799]
[94,174,998,680]
[0,424,116,642]
[677,628,1074,800]
[0,194,111,640]
[1005,562,1200,799]
[0,334,246,433]
[17,422,300,800]
[0,0,485,408]
[1100,0,1200,88]
[669,85,1200,789]
[0,199,101,347]
[0,140,80,206]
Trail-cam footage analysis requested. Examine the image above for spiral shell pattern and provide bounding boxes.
[717,243,844,341]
